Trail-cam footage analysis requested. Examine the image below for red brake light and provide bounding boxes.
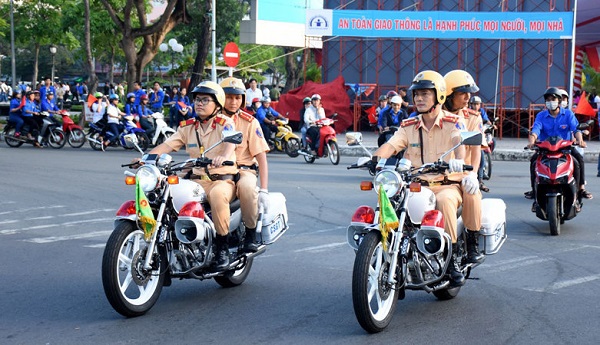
[116,200,136,216]
[421,210,444,228]
[179,201,205,218]
[352,206,375,224]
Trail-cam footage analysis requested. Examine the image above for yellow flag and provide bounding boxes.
[136,178,157,241]
[378,185,399,251]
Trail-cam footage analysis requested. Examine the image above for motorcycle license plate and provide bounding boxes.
[261,214,287,244]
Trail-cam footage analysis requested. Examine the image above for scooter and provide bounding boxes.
[88,115,150,152]
[59,109,86,148]
[480,118,497,180]
[149,112,176,147]
[346,132,376,175]
[298,115,340,165]
[269,117,302,157]
[2,121,42,148]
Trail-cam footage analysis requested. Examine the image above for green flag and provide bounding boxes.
[378,185,399,251]
[136,178,157,241]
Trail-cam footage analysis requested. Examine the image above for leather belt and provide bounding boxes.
[190,173,238,181]
[239,164,258,172]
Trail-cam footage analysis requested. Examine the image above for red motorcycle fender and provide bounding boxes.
[115,200,137,222]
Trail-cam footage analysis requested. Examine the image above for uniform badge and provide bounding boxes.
[224,124,233,131]
[256,128,263,138]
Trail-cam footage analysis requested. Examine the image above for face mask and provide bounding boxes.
[561,100,568,108]
[545,101,559,110]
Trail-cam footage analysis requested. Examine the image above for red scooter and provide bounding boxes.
[531,136,582,236]
[300,115,340,165]
[59,110,86,148]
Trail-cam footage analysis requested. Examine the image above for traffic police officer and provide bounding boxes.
[443,69,486,264]
[220,77,271,253]
[373,70,481,287]
[148,81,237,269]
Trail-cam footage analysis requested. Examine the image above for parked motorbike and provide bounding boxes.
[149,112,176,147]
[348,131,506,333]
[346,132,376,176]
[59,109,86,148]
[102,131,289,317]
[480,118,497,180]
[269,117,301,157]
[298,116,340,165]
[87,115,150,152]
[529,137,583,236]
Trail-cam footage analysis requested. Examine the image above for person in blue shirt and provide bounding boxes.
[377,95,407,146]
[149,81,165,113]
[39,78,56,105]
[525,87,592,200]
[8,90,25,137]
[41,92,61,128]
[124,93,138,118]
[21,91,42,147]
[255,96,284,145]
[137,94,155,137]
[133,81,146,106]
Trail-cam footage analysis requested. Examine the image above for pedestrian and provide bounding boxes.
[245,78,263,108]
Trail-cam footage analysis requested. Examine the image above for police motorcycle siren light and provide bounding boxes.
[175,201,208,244]
[416,210,446,256]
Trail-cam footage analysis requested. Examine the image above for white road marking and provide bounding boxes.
[525,274,600,293]
[84,243,107,248]
[484,256,552,273]
[0,217,114,235]
[23,209,115,221]
[0,220,19,225]
[294,242,346,253]
[25,230,113,244]
[0,205,66,216]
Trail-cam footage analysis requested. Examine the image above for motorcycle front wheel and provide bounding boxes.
[352,231,399,333]
[284,138,301,157]
[48,128,66,149]
[326,140,340,165]
[67,128,86,148]
[214,257,254,288]
[482,151,492,180]
[102,221,164,317]
[547,195,560,236]
[89,132,102,151]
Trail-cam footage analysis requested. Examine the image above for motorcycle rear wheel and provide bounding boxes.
[326,140,340,165]
[4,128,24,147]
[102,221,164,317]
[547,195,560,236]
[214,257,254,288]
[482,151,492,180]
[67,128,86,148]
[48,128,66,149]
[135,132,150,152]
[303,154,316,163]
[284,138,301,157]
[89,132,102,151]
[352,231,399,333]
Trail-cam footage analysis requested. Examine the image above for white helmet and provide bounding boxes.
[389,95,403,105]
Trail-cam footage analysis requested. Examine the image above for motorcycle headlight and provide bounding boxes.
[136,165,161,192]
[374,170,403,198]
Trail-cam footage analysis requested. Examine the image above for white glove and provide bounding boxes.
[461,172,479,195]
[258,189,270,214]
[448,159,464,173]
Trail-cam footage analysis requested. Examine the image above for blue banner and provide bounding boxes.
[306,10,573,40]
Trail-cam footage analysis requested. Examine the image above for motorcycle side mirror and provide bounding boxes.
[460,131,483,146]
[345,132,362,146]
[222,130,243,144]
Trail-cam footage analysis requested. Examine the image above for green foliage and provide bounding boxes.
[305,64,322,83]
[583,66,600,92]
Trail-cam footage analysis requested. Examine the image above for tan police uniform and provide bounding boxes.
[233,110,270,229]
[164,115,237,236]
[458,107,487,170]
[386,110,481,243]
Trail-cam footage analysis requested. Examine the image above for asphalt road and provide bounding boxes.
[1,145,599,345]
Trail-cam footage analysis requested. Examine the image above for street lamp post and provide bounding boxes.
[159,39,184,87]
[49,45,57,83]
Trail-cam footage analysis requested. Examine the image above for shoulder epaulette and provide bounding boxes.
[179,118,196,127]
[400,117,419,128]
[238,111,255,123]
[442,114,460,123]
[214,115,227,126]
[462,108,477,118]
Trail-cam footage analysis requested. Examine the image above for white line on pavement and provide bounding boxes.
[0,218,114,235]
[25,230,114,244]
[525,274,600,293]
[0,205,66,216]
[294,242,346,253]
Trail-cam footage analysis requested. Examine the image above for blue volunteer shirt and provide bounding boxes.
[531,107,579,141]
[255,105,282,125]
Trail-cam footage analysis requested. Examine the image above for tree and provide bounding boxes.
[99,0,189,91]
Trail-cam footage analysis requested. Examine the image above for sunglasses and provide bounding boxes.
[194,97,214,105]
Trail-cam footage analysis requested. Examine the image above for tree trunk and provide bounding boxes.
[32,44,40,90]
[283,47,300,93]
[189,0,211,88]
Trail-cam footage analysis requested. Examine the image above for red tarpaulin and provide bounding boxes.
[275,75,352,132]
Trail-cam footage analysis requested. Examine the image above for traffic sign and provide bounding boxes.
[223,42,240,68]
